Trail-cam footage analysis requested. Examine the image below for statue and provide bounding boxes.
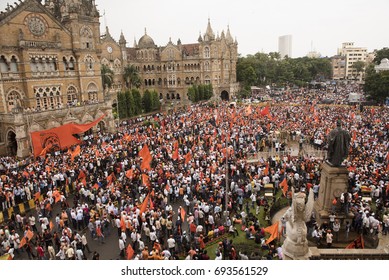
[326,119,351,167]
[281,188,314,260]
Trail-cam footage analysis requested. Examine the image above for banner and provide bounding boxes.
[31,114,105,157]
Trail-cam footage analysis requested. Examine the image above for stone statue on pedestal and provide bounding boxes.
[327,119,351,167]
[282,188,314,260]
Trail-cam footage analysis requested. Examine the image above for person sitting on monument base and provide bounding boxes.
[326,119,351,167]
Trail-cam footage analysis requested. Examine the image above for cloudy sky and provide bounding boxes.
[0,0,387,57]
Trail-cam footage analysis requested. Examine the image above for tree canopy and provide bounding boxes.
[237,52,332,89]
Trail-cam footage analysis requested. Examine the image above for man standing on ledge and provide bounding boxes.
[327,119,351,167]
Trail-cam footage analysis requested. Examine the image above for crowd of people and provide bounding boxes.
[0,84,388,260]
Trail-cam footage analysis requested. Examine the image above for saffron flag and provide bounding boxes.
[126,244,135,260]
[280,178,288,197]
[345,234,364,249]
[184,152,192,164]
[34,192,41,201]
[264,221,280,244]
[180,207,186,222]
[78,170,86,179]
[263,164,269,176]
[126,169,134,179]
[139,144,152,171]
[31,114,105,157]
[142,174,150,187]
[172,147,179,161]
[139,193,150,215]
[19,237,27,248]
[53,191,61,203]
[69,145,81,161]
[260,106,270,117]
[107,172,116,184]
[26,229,34,241]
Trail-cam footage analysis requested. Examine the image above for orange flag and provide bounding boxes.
[172,147,179,161]
[126,169,134,179]
[126,244,135,260]
[19,237,27,248]
[107,172,116,184]
[93,183,99,190]
[70,145,81,161]
[261,106,270,116]
[184,152,192,164]
[345,234,364,249]
[139,144,152,171]
[34,192,41,201]
[264,221,280,244]
[180,207,186,222]
[280,178,288,197]
[49,221,54,231]
[245,105,252,116]
[142,174,150,187]
[263,164,269,176]
[139,193,150,215]
[26,229,34,241]
[78,170,86,179]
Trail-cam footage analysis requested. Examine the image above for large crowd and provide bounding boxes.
[0,84,388,260]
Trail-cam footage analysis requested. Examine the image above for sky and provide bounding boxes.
[0,0,387,58]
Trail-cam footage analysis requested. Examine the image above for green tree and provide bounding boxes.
[123,64,141,89]
[101,64,114,91]
[142,90,152,113]
[364,68,389,103]
[117,91,128,119]
[373,48,389,64]
[352,60,365,80]
[125,90,135,117]
[132,89,142,115]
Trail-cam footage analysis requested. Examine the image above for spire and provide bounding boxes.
[198,31,203,42]
[204,18,215,41]
[144,27,147,35]
[133,37,138,48]
[119,30,127,46]
[226,25,233,44]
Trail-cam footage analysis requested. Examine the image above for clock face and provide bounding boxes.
[107,46,113,53]
[28,16,46,36]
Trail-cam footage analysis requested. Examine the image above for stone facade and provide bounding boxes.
[0,0,115,158]
[100,19,239,105]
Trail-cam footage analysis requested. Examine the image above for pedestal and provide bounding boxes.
[314,162,352,225]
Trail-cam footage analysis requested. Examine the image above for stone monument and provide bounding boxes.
[314,120,352,224]
[282,188,314,260]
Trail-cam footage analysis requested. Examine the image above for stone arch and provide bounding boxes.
[220,90,229,101]
[6,129,17,156]
[6,87,25,113]
[86,82,98,101]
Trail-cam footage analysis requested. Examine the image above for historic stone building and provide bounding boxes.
[0,0,115,158]
[100,19,239,105]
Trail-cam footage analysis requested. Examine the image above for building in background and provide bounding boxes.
[0,0,115,158]
[278,35,292,59]
[100,19,239,105]
[331,55,346,80]
[337,42,367,81]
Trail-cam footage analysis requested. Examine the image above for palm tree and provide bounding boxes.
[123,65,141,89]
[101,64,114,91]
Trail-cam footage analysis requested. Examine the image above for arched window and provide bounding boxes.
[205,75,211,84]
[0,55,8,72]
[7,90,21,112]
[205,61,210,71]
[87,83,98,101]
[84,55,94,73]
[204,46,210,58]
[9,56,18,72]
[67,86,78,105]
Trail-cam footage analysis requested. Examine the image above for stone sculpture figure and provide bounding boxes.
[281,188,314,260]
[327,119,351,167]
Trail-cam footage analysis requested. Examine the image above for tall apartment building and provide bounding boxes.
[278,35,292,59]
[337,42,367,80]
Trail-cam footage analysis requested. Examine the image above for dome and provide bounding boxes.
[138,29,155,49]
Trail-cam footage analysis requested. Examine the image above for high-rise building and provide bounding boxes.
[278,35,292,59]
[0,0,115,157]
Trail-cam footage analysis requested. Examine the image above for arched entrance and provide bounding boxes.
[7,130,17,156]
[220,90,229,101]
[97,121,106,133]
